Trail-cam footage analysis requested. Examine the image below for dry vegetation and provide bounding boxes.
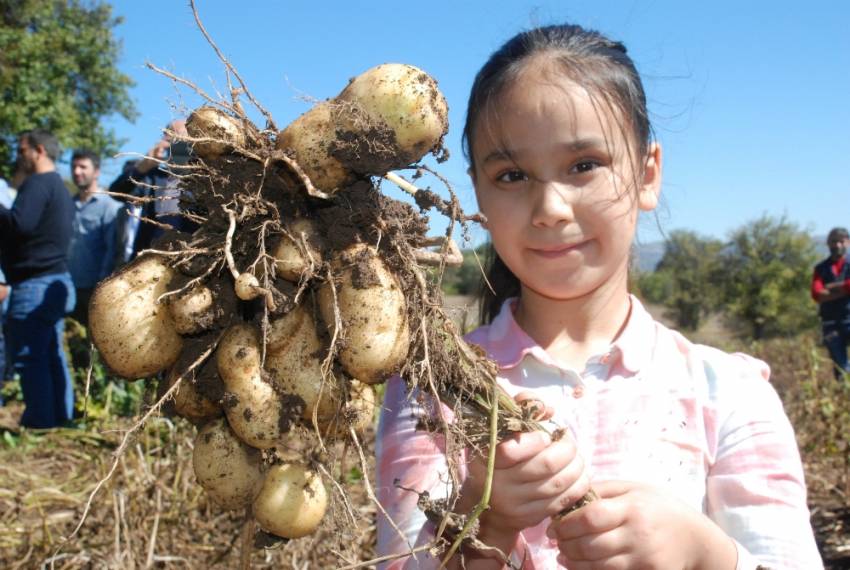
[0,414,378,569]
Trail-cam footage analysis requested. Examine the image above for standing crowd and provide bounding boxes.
[0,125,189,429]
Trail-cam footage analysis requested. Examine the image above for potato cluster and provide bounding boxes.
[88,63,448,540]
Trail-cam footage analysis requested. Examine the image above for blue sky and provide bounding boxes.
[102,0,850,246]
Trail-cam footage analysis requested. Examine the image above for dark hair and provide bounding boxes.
[828,227,849,241]
[463,24,653,323]
[71,148,101,169]
[19,129,61,162]
[121,159,139,174]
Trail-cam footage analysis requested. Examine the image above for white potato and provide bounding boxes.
[337,63,448,166]
[168,285,215,335]
[265,305,342,422]
[192,418,263,510]
[164,362,221,424]
[275,101,352,192]
[276,64,447,194]
[318,243,409,384]
[319,379,376,437]
[234,272,260,301]
[271,219,324,282]
[216,324,291,449]
[186,105,247,160]
[252,462,327,539]
[89,255,183,379]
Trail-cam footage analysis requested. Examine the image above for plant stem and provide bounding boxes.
[439,381,501,568]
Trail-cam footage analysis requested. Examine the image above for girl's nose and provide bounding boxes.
[531,181,574,228]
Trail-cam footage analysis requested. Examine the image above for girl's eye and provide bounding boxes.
[496,169,528,183]
[571,160,600,174]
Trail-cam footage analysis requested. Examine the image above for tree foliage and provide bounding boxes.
[720,215,819,339]
[637,217,820,339]
[0,0,137,180]
[648,230,724,330]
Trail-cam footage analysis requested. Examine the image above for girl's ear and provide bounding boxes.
[638,142,662,212]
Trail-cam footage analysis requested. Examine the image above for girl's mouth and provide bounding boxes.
[529,241,588,259]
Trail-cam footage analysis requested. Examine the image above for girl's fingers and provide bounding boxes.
[492,430,551,469]
[510,436,579,480]
[543,466,592,515]
[495,455,589,517]
[590,479,638,499]
[514,391,555,421]
[557,552,631,570]
[548,497,625,541]
[556,525,626,563]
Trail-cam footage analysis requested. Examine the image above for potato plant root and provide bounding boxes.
[80,2,553,567]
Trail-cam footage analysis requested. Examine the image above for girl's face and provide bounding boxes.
[471,68,661,303]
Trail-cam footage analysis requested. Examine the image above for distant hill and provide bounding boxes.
[632,241,666,272]
[632,235,830,273]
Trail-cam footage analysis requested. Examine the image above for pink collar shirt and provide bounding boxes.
[376,296,822,569]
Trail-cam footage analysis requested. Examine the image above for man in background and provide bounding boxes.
[67,149,122,327]
[112,159,140,267]
[812,227,850,380]
[0,177,12,394]
[0,130,75,428]
[109,119,197,257]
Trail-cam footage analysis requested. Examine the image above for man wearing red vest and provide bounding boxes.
[812,227,850,380]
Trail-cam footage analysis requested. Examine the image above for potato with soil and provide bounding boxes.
[192,418,263,510]
[277,63,448,193]
[318,243,409,384]
[265,304,342,423]
[89,254,183,379]
[185,105,247,160]
[252,461,328,539]
[216,323,293,449]
[234,272,262,301]
[336,63,448,166]
[168,284,216,335]
[270,218,324,282]
[276,102,351,192]
[319,379,377,437]
[164,362,221,424]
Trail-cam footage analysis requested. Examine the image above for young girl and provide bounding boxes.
[376,24,822,569]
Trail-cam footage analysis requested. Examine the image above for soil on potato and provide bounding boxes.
[102,116,484,567]
[146,127,450,443]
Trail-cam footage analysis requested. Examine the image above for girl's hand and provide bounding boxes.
[547,480,738,570]
[457,393,590,553]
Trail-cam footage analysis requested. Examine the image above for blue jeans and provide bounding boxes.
[6,273,76,428]
[0,295,6,392]
[823,322,850,381]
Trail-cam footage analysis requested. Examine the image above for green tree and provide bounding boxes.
[632,267,672,305]
[0,0,137,180]
[651,230,724,330]
[720,215,818,339]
